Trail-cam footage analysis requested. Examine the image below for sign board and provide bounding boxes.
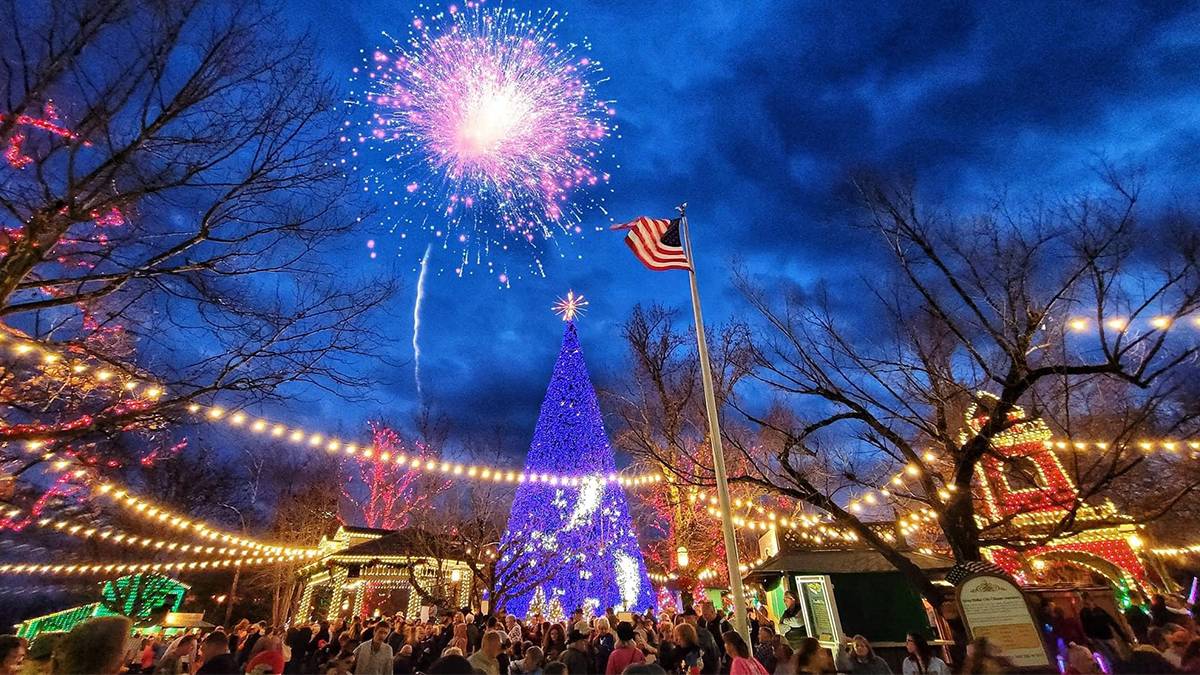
[163,612,210,628]
[801,580,836,642]
[956,575,1050,669]
[758,529,780,560]
[790,575,842,648]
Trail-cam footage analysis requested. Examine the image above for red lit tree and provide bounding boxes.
[341,423,450,530]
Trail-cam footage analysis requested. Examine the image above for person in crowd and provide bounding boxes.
[754,626,777,674]
[0,636,26,675]
[231,622,249,658]
[605,624,644,675]
[246,635,286,675]
[468,631,503,675]
[196,630,241,675]
[1161,628,1190,669]
[352,626,393,675]
[1150,595,1177,628]
[900,634,949,675]
[139,636,161,673]
[466,615,481,654]
[447,624,469,655]
[772,643,794,675]
[561,630,593,675]
[392,644,414,675]
[676,613,718,673]
[779,594,805,645]
[723,631,769,675]
[287,624,314,674]
[793,638,834,675]
[238,624,266,670]
[52,616,133,675]
[510,645,544,675]
[1116,626,1173,675]
[1078,592,1130,665]
[542,661,568,675]
[592,619,615,674]
[655,621,676,671]
[155,634,197,675]
[542,625,567,661]
[1047,601,1088,648]
[698,605,730,659]
[506,617,525,647]
[671,624,710,675]
[1064,643,1098,674]
[835,635,890,675]
[1123,597,1152,644]
[314,621,333,655]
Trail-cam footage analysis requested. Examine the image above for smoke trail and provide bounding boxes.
[413,244,432,402]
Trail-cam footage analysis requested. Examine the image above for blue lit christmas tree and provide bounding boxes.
[497,292,655,617]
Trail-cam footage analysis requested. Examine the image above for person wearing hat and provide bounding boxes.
[604,624,645,675]
[561,630,592,675]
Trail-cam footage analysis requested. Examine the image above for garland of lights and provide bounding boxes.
[88,482,317,556]
[188,403,664,488]
[4,329,1190,493]
[0,553,310,576]
[0,329,664,489]
[1,506,308,558]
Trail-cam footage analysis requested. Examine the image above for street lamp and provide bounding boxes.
[676,546,689,569]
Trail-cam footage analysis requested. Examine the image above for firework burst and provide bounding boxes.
[346,2,616,282]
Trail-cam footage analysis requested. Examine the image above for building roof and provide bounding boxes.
[748,548,955,577]
[335,528,469,560]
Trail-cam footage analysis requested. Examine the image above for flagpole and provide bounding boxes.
[678,203,750,646]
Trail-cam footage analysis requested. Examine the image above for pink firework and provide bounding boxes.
[346,2,615,280]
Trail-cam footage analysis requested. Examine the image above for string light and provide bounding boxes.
[0,553,309,576]
[0,332,665,489]
[0,506,308,558]
[79,479,318,557]
[1149,542,1200,557]
[186,402,665,488]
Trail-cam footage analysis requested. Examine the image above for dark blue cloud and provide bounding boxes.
[277,0,1200,454]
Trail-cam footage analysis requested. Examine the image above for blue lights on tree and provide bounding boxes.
[498,320,654,616]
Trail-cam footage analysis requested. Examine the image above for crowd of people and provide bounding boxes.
[2,591,1199,675]
[1035,592,1200,674]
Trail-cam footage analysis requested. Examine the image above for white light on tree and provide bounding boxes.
[614,551,641,610]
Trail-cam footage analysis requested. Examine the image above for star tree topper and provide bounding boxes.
[552,290,588,322]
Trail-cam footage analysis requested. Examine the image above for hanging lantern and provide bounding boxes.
[677,546,690,569]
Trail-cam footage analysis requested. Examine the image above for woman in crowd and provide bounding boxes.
[154,634,197,675]
[606,624,645,675]
[794,638,834,675]
[772,643,794,675]
[671,623,706,674]
[509,645,544,675]
[835,636,891,675]
[447,623,469,654]
[901,633,950,675]
[592,618,615,674]
[723,631,769,675]
[540,624,566,661]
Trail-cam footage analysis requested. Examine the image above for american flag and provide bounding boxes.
[610,216,691,271]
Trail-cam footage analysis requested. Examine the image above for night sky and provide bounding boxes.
[275,1,1200,452]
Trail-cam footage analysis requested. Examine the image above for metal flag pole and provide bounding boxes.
[678,203,750,645]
